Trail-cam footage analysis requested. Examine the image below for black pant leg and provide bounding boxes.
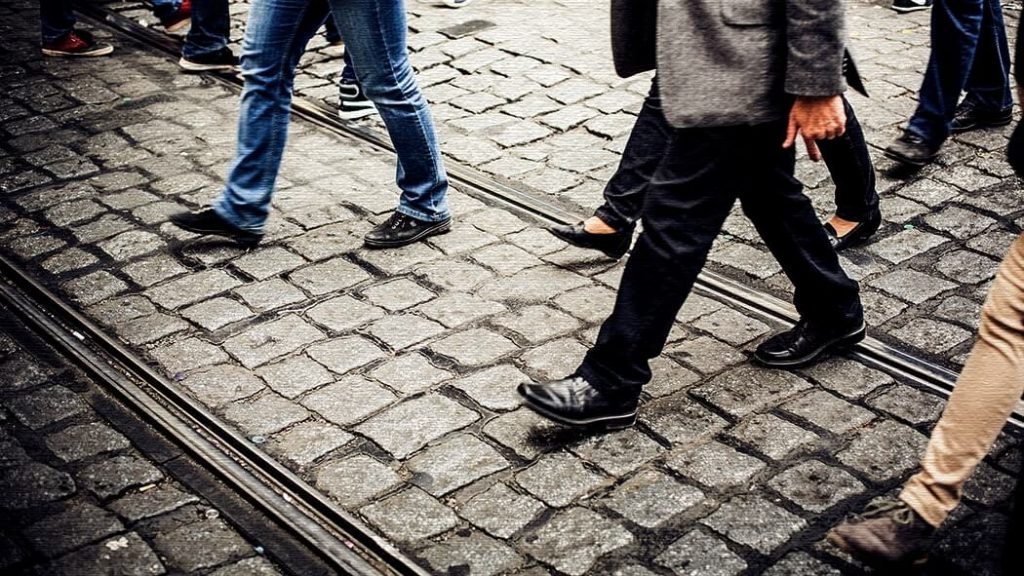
[594,78,673,232]
[817,96,878,222]
[579,127,741,397]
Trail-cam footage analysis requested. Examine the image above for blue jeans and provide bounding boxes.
[39,0,76,43]
[907,0,1012,146]
[183,0,230,58]
[151,0,181,19]
[340,51,357,84]
[215,0,449,231]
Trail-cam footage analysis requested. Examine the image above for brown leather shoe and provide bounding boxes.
[827,498,935,568]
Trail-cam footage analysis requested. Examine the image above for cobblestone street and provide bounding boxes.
[1,0,1022,575]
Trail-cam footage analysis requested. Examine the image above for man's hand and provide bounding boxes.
[783,95,846,160]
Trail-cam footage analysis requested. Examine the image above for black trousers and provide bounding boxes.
[594,79,879,231]
[578,119,863,396]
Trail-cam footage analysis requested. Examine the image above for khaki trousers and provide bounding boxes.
[901,233,1024,528]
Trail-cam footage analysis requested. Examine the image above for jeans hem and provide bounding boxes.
[212,199,265,233]
[396,203,450,223]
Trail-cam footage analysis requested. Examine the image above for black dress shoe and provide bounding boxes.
[824,209,882,251]
[754,319,866,368]
[169,208,263,247]
[517,376,638,429]
[364,212,451,249]
[951,101,1013,134]
[884,132,940,167]
[547,222,632,260]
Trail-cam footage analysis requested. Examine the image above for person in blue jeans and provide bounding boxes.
[885,0,1013,166]
[170,0,451,249]
[178,0,238,71]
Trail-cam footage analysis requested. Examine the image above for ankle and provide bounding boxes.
[828,215,859,236]
[583,216,618,235]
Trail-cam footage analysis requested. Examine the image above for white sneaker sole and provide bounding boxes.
[178,57,236,72]
[338,105,378,120]
[42,44,114,57]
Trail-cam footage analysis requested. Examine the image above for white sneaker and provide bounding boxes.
[891,0,933,13]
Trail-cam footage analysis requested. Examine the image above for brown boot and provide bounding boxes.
[827,498,936,568]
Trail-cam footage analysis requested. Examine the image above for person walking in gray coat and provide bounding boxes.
[518,0,865,429]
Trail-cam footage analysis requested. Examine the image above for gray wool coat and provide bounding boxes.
[610,0,850,129]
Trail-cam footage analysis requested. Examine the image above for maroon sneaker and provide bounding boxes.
[41,29,114,57]
[160,0,192,34]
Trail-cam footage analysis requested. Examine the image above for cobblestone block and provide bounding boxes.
[603,469,705,529]
[234,278,305,311]
[0,354,55,392]
[116,312,189,346]
[8,232,65,260]
[925,205,999,238]
[267,420,352,468]
[361,488,458,542]
[780,390,876,434]
[224,315,325,369]
[147,269,242,310]
[180,364,264,408]
[692,308,771,346]
[420,531,522,576]
[967,229,1017,259]
[407,434,508,496]
[210,557,281,576]
[301,375,396,426]
[897,177,960,207]
[570,428,664,476]
[98,230,165,260]
[963,462,1016,506]
[585,113,639,139]
[934,295,983,327]
[459,482,546,539]
[482,408,562,460]
[153,518,251,573]
[539,105,600,132]
[799,358,893,399]
[837,420,929,483]
[62,271,128,306]
[489,121,553,148]
[655,529,747,576]
[284,257,370,296]
[77,455,164,500]
[307,295,385,333]
[357,243,443,275]
[0,462,76,509]
[284,224,369,262]
[5,385,87,429]
[701,494,807,554]
[768,460,865,513]
[48,532,164,576]
[666,336,747,375]
[429,328,517,366]
[180,297,252,331]
[255,356,332,399]
[222,393,309,437]
[552,285,616,324]
[428,226,501,257]
[666,441,765,490]
[448,364,527,412]
[520,338,588,381]
[24,502,124,556]
[70,214,135,244]
[692,365,812,419]
[370,353,452,395]
[111,484,200,524]
[44,198,106,226]
[415,292,507,328]
[709,242,782,279]
[415,260,494,292]
[365,314,447,350]
[934,249,1000,284]
[356,394,479,459]
[727,413,818,460]
[866,229,949,265]
[506,227,566,256]
[42,248,100,275]
[471,243,544,276]
[315,454,402,508]
[307,336,388,375]
[639,395,729,448]
[121,255,188,287]
[521,507,633,576]
[150,338,228,375]
[891,318,972,353]
[868,384,946,426]
[515,451,610,508]
[232,247,306,281]
[361,279,434,312]
[46,422,131,462]
[493,305,580,344]
[761,552,843,576]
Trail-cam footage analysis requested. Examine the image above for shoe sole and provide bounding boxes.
[826,531,929,569]
[42,45,115,57]
[178,57,236,72]
[363,219,451,249]
[891,6,931,13]
[754,323,866,369]
[518,393,638,430]
[951,116,1013,134]
[546,226,628,260]
[170,218,262,247]
[883,147,934,167]
[338,105,378,120]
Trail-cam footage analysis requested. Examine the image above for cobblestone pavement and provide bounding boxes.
[0,306,283,575]
[98,0,1024,370]
[1,1,1022,575]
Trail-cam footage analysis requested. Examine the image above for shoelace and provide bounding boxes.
[389,214,415,230]
[855,498,915,525]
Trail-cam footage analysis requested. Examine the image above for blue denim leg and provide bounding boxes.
[150,0,181,19]
[182,0,231,59]
[328,0,449,222]
[340,51,357,84]
[908,0,1011,146]
[214,0,329,232]
[39,0,76,43]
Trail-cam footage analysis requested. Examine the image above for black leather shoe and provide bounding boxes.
[824,209,882,251]
[547,222,632,260]
[517,376,638,429]
[884,132,940,167]
[169,208,263,247]
[754,319,866,368]
[951,101,1013,134]
[364,212,451,249]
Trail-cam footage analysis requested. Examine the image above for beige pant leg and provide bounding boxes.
[900,233,1024,528]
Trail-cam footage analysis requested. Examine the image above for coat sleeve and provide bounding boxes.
[784,0,847,97]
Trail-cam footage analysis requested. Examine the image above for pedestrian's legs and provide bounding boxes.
[907,0,991,146]
[323,12,341,44]
[328,0,449,222]
[900,233,1024,527]
[182,0,230,59]
[961,0,1013,112]
[818,97,878,223]
[577,127,743,397]
[340,50,357,84]
[213,0,329,231]
[39,0,76,43]
[592,78,672,233]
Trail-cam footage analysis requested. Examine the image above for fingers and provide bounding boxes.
[803,136,822,162]
[783,115,798,149]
